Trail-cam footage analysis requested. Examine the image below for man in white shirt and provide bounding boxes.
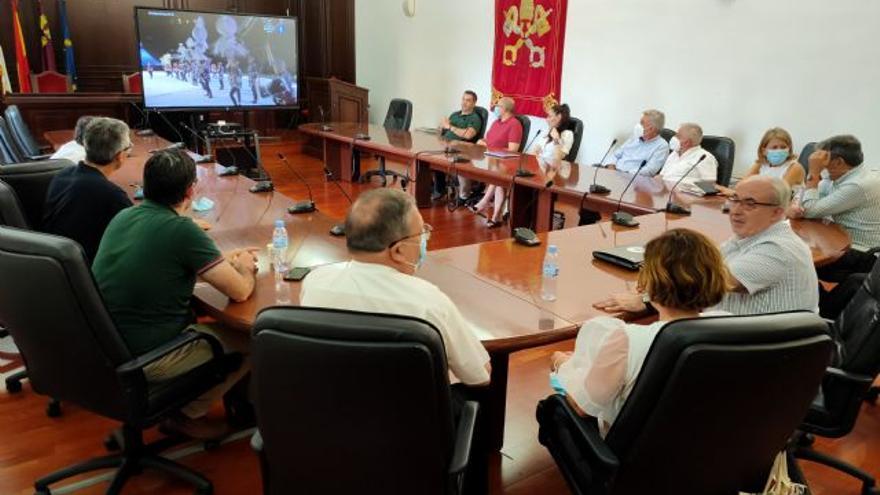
[301,188,491,386]
[49,115,95,164]
[595,176,819,315]
[659,123,718,183]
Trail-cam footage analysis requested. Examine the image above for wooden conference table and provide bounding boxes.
[45,130,850,450]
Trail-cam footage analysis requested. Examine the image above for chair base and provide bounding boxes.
[793,444,878,495]
[361,156,409,189]
[35,425,212,495]
[5,369,27,393]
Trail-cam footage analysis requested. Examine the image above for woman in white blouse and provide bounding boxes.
[470,103,574,228]
[550,228,730,435]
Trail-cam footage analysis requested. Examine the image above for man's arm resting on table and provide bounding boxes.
[200,258,256,303]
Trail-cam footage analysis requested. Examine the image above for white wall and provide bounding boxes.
[356,0,880,174]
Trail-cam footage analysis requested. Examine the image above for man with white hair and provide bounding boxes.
[602,109,670,176]
[659,123,719,183]
[595,175,819,315]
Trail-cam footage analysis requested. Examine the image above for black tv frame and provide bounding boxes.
[133,6,300,112]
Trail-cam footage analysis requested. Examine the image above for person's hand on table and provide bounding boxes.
[593,292,646,313]
[605,164,616,171]
[476,139,487,147]
[787,205,806,219]
[715,185,735,197]
[550,351,572,372]
[225,247,260,273]
[192,218,212,231]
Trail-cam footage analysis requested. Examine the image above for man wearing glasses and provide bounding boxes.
[302,188,491,386]
[595,175,819,315]
[43,117,134,264]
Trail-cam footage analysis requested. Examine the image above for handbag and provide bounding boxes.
[739,451,808,495]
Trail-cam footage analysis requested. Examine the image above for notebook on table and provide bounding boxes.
[592,244,645,271]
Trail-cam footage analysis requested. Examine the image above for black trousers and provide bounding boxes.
[817,248,877,283]
[451,384,489,495]
[819,273,868,320]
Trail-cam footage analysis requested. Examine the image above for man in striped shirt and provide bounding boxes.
[594,176,819,315]
[788,135,880,282]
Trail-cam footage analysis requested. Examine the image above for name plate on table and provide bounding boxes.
[484,150,520,159]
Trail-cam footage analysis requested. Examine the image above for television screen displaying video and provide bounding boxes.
[135,8,298,110]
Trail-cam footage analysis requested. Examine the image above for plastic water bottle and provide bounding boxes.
[541,245,559,301]
[272,220,290,304]
[272,219,289,274]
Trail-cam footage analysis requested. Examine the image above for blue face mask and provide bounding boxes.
[492,106,502,119]
[766,149,789,166]
[416,233,428,268]
[192,196,215,212]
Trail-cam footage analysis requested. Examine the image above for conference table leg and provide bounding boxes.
[486,350,511,451]
[413,158,433,208]
[323,139,354,182]
[510,183,554,233]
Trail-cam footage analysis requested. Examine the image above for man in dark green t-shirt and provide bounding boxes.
[435,90,485,200]
[93,150,258,440]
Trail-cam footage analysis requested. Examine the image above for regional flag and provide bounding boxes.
[0,45,12,95]
[11,0,32,93]
[58,0,76,90]
[38,0,58,71]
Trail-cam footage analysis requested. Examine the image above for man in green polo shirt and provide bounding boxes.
[434,90,485,201]
[93,149,258,440]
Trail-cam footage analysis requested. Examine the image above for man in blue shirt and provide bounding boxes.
[602,109,670,176]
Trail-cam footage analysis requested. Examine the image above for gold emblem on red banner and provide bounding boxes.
[502,0,553,68]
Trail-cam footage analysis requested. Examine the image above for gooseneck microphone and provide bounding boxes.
[611,160,647,227]
[515,130,543,178]
[277,153,317,214]
[590,138,618,194]
[323,165,352,236]
[665,154,707,215]
[318,105,333,132]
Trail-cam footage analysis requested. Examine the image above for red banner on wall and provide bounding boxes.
[492,0,567,117]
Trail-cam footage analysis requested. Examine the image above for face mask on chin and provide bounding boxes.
[633,123,645,139]
[669,136,681,153]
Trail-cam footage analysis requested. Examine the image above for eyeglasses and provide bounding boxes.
[389,223,433,248]
[727,195,780,211]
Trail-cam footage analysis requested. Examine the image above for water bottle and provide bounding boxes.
[272,219,289,274]
[541,245,559,301]
[272,219,291,304]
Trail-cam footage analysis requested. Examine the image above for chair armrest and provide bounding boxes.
[448,400,478,476]
[251,430,263,453]
[116,330,224,378]
[557,397,620,471]
[825,367,874,389]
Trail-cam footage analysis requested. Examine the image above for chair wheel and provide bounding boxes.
[400,179,408,191]
[34,487,51,495]
[46,400,62,418]
[5,379,22,394]
[866,387,879,404]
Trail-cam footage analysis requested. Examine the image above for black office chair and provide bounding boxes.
[4,105,52,161]
[566,117,585,163]
[515,114,531,152]
[362,98,413,187]
[0,159,72,229]
[702,135,736,186]
[0,226,243,495]
[659,127,676,142]
[474,106,489,142]
[250,307,478,495]
[537,312,832,495]
[0,117,24,165]
[791,260,880,495]
[798,142,817,174]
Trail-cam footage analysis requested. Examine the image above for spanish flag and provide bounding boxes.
[38,0,57,72]
[11,0,32,93]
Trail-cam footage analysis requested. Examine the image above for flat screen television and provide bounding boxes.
[134,7,298,110]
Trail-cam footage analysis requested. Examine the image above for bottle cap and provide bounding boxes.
[275,219,284,228]
[548,244,558,254]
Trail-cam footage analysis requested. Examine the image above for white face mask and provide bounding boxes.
[669,136,681,153]
[633,123,645,138]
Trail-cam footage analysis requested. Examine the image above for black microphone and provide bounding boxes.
[278,153,317,214]
[665,154,707,215]
[177,120,216,165]
[611,160,647,227]
[318,105,333,132]
[323,165,352,236]
[126,101,154,135]
[515,130,542,178]
[589,138,618,194]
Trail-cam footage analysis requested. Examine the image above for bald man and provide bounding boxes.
[300,188,491,386]
[596,176,819,315]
